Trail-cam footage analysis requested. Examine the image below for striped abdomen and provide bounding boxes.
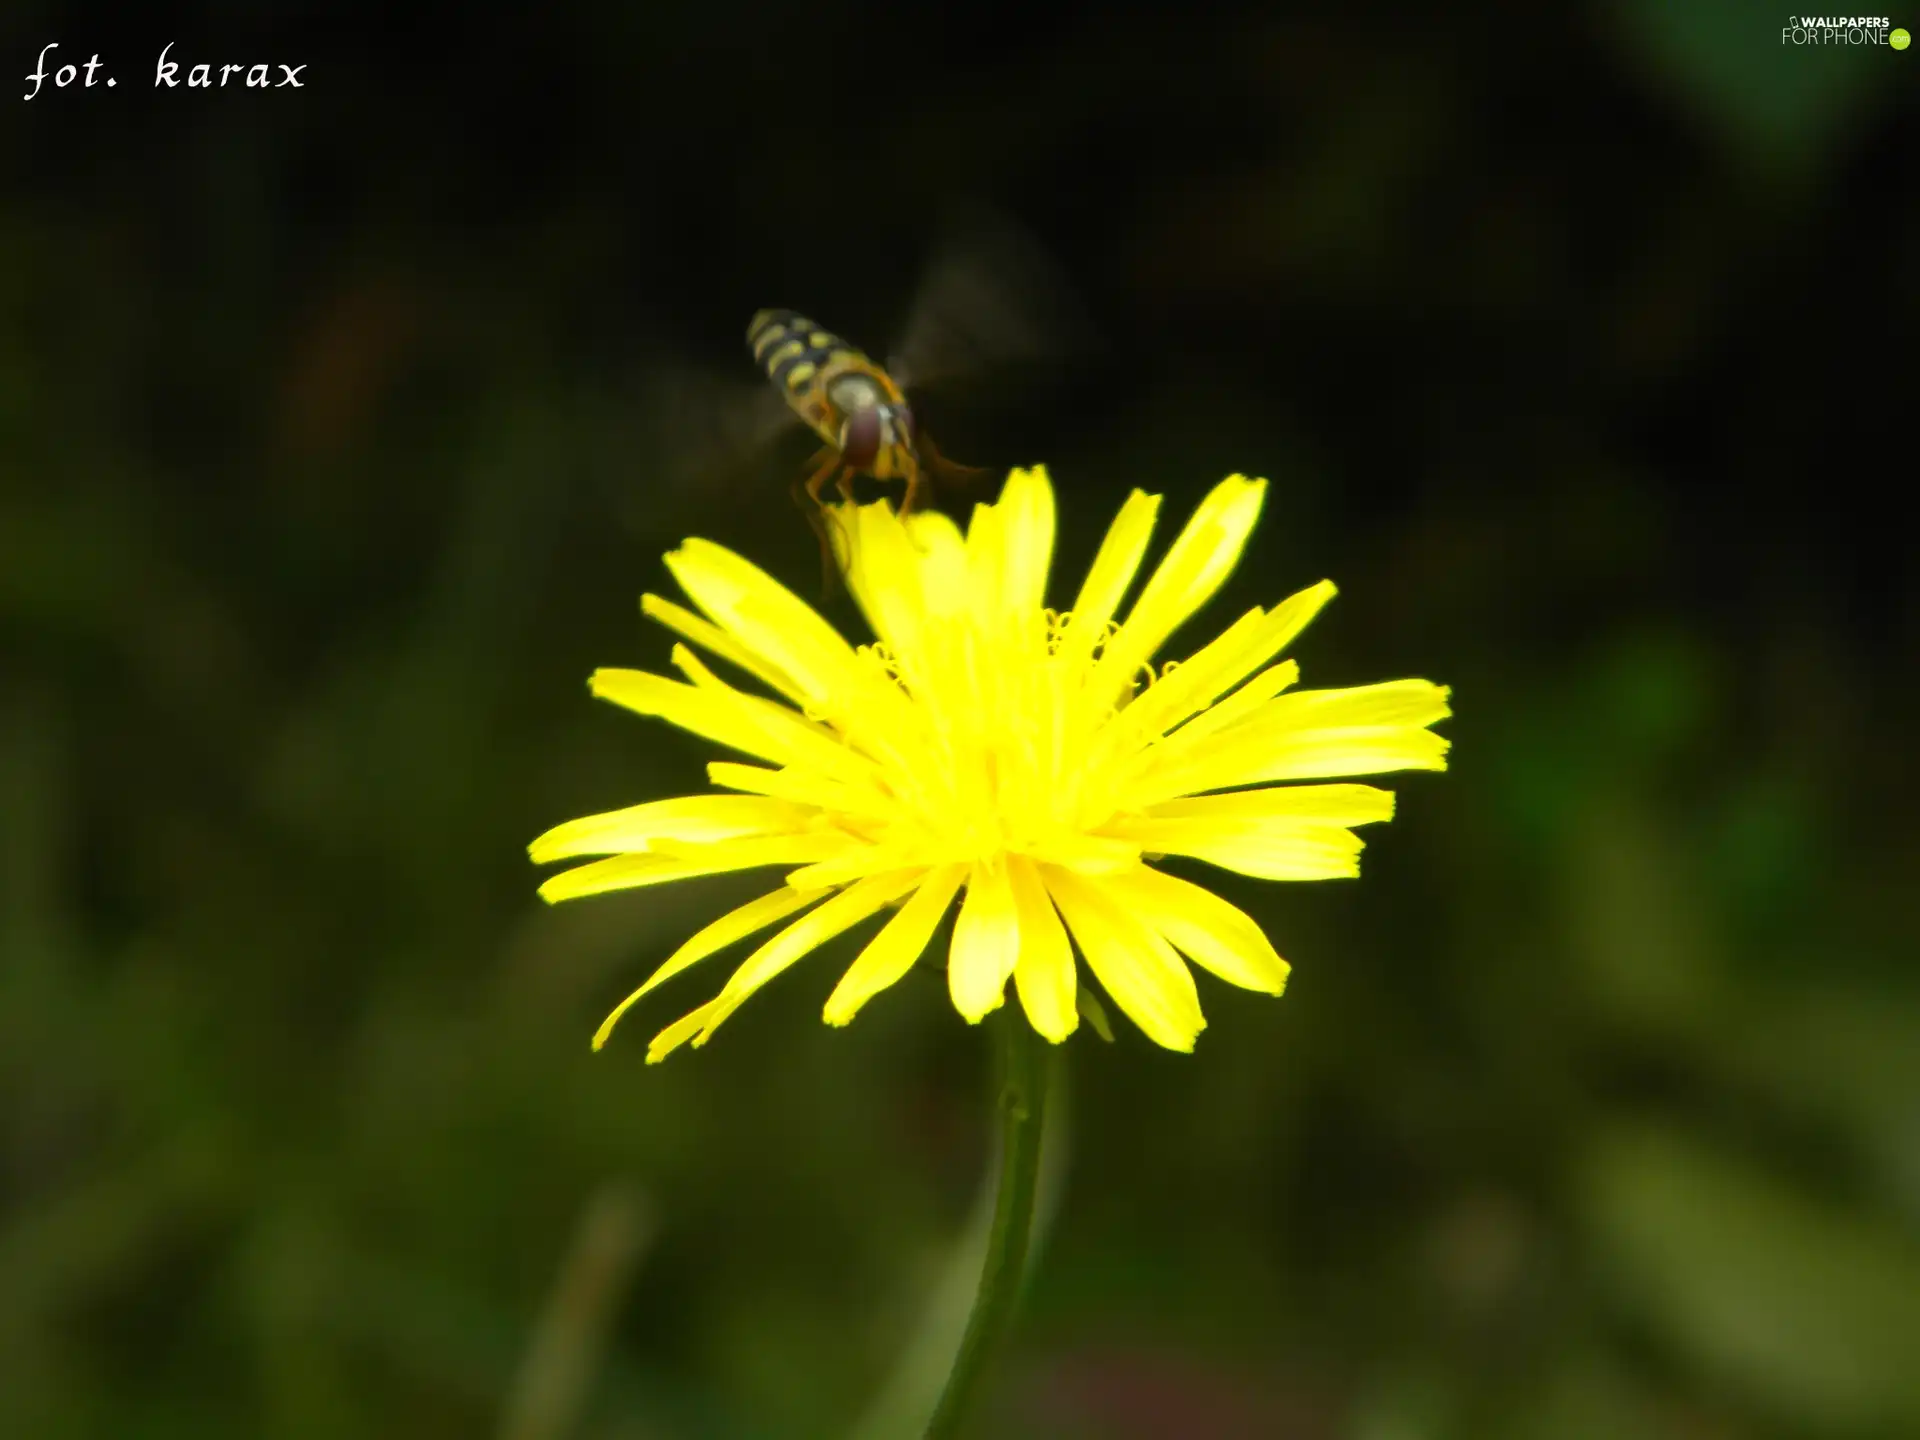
[748,309,859,401]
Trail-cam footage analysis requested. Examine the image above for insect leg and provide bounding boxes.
[898,457,925,516]
[791,450,839,523]
[790,473,828,543]
[797,450,848,595]
[803,457,841,506]
[798,445,837,485]
[916,428,989,490]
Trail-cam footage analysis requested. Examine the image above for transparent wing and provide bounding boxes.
[637,366,803,496]
[887,213,1094,394]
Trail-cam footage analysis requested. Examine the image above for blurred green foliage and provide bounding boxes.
[3,3,1916,1438]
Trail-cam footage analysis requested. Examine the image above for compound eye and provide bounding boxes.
[840,407,881,468]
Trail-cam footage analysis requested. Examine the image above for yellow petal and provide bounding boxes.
[590,666,770,757]
[1008,855,1077,1041]
[1103,815,1367,880]
[672,626,921,782]
[665,646,892,782]
[646,1000,721,1064]
[528,794,818,864]
[641,593,806,705]
[1138,680,1452,801]
[590,667,862,781]
[1115,605,1267,732]
[593,884,826,1049]
[705,761,901,822]
[538,830,858,903]
[963,491,1007,593]
[823,864,966,1025]
[1159,660,1301,752]
[1117,580,1336,743]
[1092,476,1266,703]
[843,502,970,709]
[665,539,867,710]
[1254,677,1453,731]
[1042,865,1205,1051]
[1118,866,1289,994]
[1057,489,1160,667]
[1025,831,1142,875]
[1189,722,1452,792]
[692,870,923,1046]
[910,511,970,620]
[949,858,1021,1022]
[784,840,938,891]
[993,466,1057,619]
[647,831,863,868]
[838,499,926,655]
[537,853,727,903]
[1145,783,1396,827]
[964,489,1053,671]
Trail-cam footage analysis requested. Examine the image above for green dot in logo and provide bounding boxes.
[1894,27,1912,48]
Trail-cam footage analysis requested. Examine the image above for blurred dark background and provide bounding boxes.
[4,4,1917,1438]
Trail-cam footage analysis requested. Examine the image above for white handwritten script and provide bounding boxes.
[23,42,306,100]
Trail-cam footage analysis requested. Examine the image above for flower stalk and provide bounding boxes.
[924,1012,1052,1439]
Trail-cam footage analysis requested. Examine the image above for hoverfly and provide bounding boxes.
[746,307,983,557]
[643,219,1087,586]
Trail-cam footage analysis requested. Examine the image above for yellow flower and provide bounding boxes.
[531,467,1450,1061]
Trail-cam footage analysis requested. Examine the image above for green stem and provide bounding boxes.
[923,1013,1051,1440]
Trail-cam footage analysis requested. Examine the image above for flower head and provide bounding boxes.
[531,467,1450,1061]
